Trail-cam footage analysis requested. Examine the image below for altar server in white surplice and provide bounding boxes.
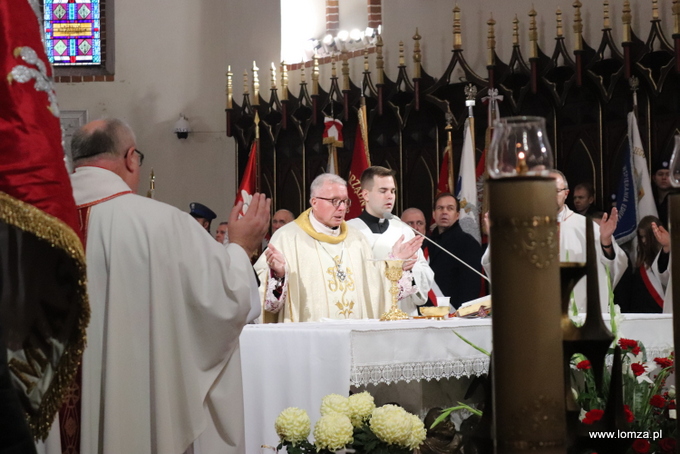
[65,119,269,454]
[347,166,433,315]
[482,170,627,312]
[256,173,422,323]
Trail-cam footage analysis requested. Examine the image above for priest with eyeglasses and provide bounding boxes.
[255,173,423,323]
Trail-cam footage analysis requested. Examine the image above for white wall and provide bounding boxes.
[55,0,674,229]
[56,0,280,227]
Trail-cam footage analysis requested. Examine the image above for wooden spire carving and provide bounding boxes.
[603,0,611,30]
[376,34,385,84]
[488,14,497,66]
[252,61,259,106]
[573,0,584,50]
[622,0,632,43]
[529,6,538,58]
[453,5,462,50]
[413,28,422,78]
[556,8,563,38]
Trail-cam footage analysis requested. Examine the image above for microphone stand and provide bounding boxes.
[384,212,490,283]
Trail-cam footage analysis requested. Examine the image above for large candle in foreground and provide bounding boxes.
[488,176,566,453]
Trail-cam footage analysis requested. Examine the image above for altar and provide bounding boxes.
[240,314,673,452]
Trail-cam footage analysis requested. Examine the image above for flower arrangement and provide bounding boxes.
[570,338,676,454]
[274,391,426,454]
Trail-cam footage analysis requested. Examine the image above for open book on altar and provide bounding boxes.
[455,295,491,318]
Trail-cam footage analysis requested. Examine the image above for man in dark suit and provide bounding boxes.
[428,193,484,309]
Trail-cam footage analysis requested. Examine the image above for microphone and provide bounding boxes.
[383,211,490,283]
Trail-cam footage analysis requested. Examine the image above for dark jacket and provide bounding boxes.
[429,222,484,309]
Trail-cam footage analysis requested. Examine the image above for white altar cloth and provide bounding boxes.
[240,314,672,452]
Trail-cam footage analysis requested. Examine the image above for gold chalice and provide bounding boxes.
[380,259,409,321]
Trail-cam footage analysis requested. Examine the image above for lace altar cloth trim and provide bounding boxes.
[350,356,490,386]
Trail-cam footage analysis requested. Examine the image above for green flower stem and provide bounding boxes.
[452,330,490,357]
[430,402,483,429]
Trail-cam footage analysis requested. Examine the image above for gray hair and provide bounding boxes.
[549,169,568,189]
[71,118,136,162]
[309,173,347,199]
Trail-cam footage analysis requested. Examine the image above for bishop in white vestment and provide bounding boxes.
[256,174,422,322]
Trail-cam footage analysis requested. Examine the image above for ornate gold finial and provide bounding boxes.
[652,0,659,20]
[341,51,350,91]
[529,6,538,58]
[399,41,405,66]
[413,28,422,78]
[226,65,233,109]
[243,70,249,95]
[556,8,563,37]
[487,14,497,66]
[281,61,288,101]
[603,0,611,29]
[270,62,276,89]
[312,54,319,95]
[146,169,155,199]
[331,60,337,78]
[573,0,584,50]
[622,0,632,43]
[376,34,385,84]
[674,0,680,34]
[364,48,370,72]
[453,5,462,49]
[300,62,306,84]
[513,15,520,46]
[252,61,259,105]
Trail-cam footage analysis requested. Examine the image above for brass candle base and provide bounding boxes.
[380,259,409,321]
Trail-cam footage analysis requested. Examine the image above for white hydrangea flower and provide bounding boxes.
[274,407,311,445]
[313,413,354,451]
[370,404,412,446]
[348,392,375,427]
[320,393,350,417]
[405,413,427,450]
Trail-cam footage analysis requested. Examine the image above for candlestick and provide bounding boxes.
[488,177,566,453]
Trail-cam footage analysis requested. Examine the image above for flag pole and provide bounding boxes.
[358,95,371,165]
[465,84,477,157]
[444,108,454,195]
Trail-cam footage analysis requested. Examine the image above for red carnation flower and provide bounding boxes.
[650,394,666,408]
[632,438,650,453]
[659,438,676,453]
[582,409,604,424]
[632,346,641,355]
[655,357,673,369]
[630,363,646,376]
[623,405,634,423]
[576,360,591,370]
[619,338,638,351]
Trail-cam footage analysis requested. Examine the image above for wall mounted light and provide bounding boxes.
[174,114,190,139]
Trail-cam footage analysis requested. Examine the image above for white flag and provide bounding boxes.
[456,118,481,243]
[629,111,658,220]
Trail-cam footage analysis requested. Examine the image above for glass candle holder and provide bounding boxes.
[487,116,554,178]
[669,134,680,187]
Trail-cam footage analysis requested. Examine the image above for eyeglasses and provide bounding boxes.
[126,148,144,165]
[134,149,144,166]
[315,197,352,208]
[556,188,568,193]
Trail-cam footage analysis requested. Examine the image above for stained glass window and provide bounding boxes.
[44,0,101,66]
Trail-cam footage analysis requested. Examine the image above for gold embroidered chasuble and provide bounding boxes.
[255,209,390,322]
